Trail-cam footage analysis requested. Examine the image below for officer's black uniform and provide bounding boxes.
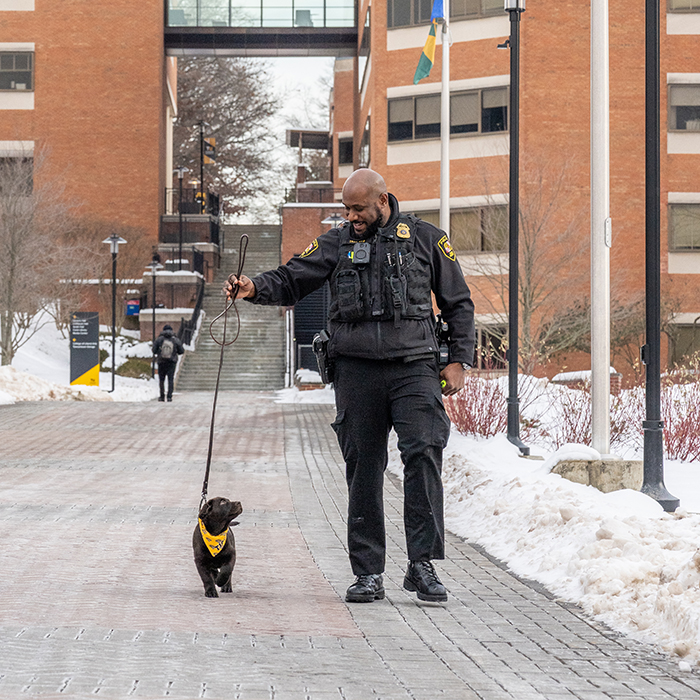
[247,194,475,575]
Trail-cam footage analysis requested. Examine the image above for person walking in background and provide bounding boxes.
[152,324,184,402]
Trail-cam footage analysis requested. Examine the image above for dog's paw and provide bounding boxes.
[204,588,219,598]
[220,582,232,593]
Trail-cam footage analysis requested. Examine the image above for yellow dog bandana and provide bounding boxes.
[198,518,227,556]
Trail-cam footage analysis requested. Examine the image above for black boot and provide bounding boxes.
[403,561,447,602]
[345,574,385,603]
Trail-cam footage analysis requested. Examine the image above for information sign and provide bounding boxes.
[70,312,100,386]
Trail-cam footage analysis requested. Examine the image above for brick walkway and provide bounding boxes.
[0,393,699,699]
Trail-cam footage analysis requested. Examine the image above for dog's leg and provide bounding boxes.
[195,560,219,598]
[216,560,234,593]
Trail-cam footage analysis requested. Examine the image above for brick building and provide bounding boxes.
[321,0,700,380]
[0,0,175,240]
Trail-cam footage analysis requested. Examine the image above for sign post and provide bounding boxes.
[70,312,100,386]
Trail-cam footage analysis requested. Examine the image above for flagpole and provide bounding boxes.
[440,0,450,236]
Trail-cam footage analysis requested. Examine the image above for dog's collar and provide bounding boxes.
[198,518,227,556]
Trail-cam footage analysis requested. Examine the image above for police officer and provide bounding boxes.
[226,169,474,603]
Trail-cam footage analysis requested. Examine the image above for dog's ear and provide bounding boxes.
[230,521,240,527]
[198,501,213,519]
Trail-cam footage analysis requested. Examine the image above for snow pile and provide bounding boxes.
[430,431,700,665]
[0,366,111,403]
[273,385,335,404]
[540,443,605,472]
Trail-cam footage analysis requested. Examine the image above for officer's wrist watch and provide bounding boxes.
[461,363,471,371]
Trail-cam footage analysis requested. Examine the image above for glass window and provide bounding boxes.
[338,138,353,165]
[388,98,414,141]
[669,85,700,131]
[672,325,700,365]
[670,204,700,250]
[482,87,508,132]
[415,94,441,138]
[0,52,33,91]
[451,92,479,133]
[668,0,700,11]
[358,118,370,168]
[388,0,501,26]
[476,325,507,370]
[411,206,508,253]
[388,87,508,142]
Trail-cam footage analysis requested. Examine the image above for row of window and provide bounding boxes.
[406,203,700,255]
[389,0,699,27]
[389,87,508,141]
[387,0,503,27]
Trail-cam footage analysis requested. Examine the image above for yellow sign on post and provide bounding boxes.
[204,137,216,164]
[70,312,100,386]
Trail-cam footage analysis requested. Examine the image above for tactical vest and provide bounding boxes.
[328,216,433,326]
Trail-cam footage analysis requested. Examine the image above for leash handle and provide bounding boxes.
[201,234,249,506]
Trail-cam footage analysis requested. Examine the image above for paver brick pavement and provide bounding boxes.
[0,393,698,699]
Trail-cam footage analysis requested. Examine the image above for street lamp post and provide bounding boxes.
[146,254,164,379]
[504,0,529,456]
[102,233,127,393]
[174,166,189,271]
[643,0,679,511]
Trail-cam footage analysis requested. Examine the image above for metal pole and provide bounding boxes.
[178,173,184,271]
[439,0,450,236]
[591,0,612,454]
[199,121,205,214]
[111,251,117,393]
[642,0,679,511]
[506,1,528,455]
[152,267,157,379]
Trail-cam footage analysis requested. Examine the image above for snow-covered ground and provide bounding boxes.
[1,318,159,403]
[4,321,700,668]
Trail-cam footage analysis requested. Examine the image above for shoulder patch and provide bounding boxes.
[437,235,456,261]
[396,223,411,239]
[300,239,319,258]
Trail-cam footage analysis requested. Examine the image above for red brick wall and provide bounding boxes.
[0,0,171,241]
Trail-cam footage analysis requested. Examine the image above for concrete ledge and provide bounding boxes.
[552,460,643,493]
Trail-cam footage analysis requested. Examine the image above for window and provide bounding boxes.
[412,205,508,252]
[669,85,700,131]
[358,119,370,168]
[0,157,33,195]
[337,138,353,165]
[0,52,33,91]
[475,325,507,370]
[388,0,502,27]
[669,204,700,250]
[671,324,700,365]
[668,0,700,11]
[388,88,508,141]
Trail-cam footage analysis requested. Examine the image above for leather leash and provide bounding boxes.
[200,233,249,509]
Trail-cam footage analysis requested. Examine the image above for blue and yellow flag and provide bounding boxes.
[413,0,445,85]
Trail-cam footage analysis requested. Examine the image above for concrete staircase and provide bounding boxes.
[175,224,286,392]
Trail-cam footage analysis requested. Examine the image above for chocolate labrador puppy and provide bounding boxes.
[193,497,243,597]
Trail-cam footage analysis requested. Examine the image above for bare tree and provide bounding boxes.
[0,151,72,365]
[469,152,589,373]
[53,219,156,336]
[174,57,280,218]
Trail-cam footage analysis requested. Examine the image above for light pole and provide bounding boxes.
[504,0,529,456]
[174,166,189,271]
[102,233,127,393]
[146,254,163,379]
[642,0,679,511]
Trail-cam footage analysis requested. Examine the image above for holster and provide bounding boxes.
[312,330,335,384]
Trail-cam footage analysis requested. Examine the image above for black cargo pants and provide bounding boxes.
[331,356,451,576]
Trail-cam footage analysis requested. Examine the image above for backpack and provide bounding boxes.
[159,338,175,360]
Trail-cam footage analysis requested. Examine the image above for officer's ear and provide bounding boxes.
[378,192,389,207]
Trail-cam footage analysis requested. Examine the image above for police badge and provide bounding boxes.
[396,223,411,239]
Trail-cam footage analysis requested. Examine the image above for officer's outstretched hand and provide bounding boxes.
[224,274,255,300]
[440,362,466,396]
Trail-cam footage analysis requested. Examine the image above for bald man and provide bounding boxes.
[227,168,475,604]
